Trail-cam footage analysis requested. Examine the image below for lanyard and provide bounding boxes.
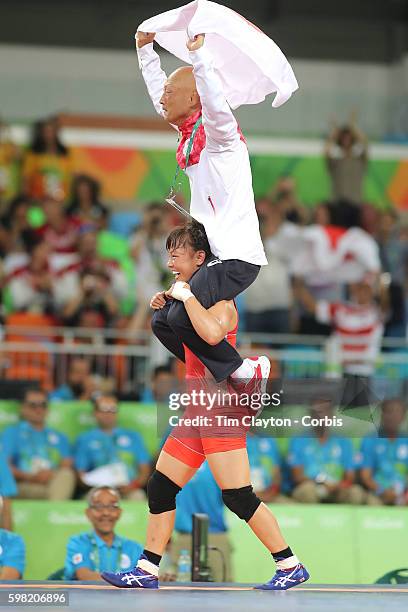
[166,116,202,218]
[89,534,123,573]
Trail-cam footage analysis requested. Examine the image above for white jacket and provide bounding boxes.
[137,44,267,266]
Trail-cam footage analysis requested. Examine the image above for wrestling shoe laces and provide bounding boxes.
[254,563,310,591]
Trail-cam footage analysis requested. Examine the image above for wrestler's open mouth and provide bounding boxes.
[173,271,180,279]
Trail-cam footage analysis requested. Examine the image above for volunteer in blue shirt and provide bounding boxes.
[2,388,75,500]
[49,357,92,402]
[64,486,143,580]
[288,400,365,504]
[0,526,26,579]
[173,461,233,582]
[74,393,151,500]
[247,435,292,504]
[0,450,17,530]
[360,398,408,505]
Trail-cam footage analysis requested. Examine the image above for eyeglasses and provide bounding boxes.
[89,503,120,512]
[96,405,118,414]
[26,401,47,409]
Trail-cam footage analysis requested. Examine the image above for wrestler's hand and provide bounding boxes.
[150,291,167,310]
[186,34,205,52]
[165,281,194,303]
[136,31,156,49]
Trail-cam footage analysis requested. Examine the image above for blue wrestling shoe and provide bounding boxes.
[101,554,159,589]
[255,564,310,591]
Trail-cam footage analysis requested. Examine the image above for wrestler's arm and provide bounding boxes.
[185,299,236,345]
[188,36,239,149]
[136,33,175,126]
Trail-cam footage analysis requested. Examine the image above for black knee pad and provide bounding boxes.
[147,470,181,514]
[222,485,261,522]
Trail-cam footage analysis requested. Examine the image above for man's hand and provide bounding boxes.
[150,291,167,310]
[136,31,155,49]
[186,34,205,52]
[32,469,54,485]
[165,281,194,303]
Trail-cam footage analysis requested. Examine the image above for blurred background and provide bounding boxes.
[0,0,408,588]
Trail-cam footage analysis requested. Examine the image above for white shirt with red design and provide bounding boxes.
[316,300,384,376]
[137,44,267,266]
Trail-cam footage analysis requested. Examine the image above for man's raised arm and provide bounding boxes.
[187,35,239,150]
[136,32,169,123]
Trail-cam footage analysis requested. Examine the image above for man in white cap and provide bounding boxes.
[136,31,270,389]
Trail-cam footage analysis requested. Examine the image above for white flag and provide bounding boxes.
[137,0,298,109]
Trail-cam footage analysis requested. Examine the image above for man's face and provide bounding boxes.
[68,359,90,394]
[94,396,118,430]
[152,372,176,403]
[349,281,373,305]
[159,68,199,126]
[22,392,48,427]
[167,244,205,282]
[86,489,121,535]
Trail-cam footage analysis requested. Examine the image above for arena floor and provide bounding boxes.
[0,581,407,612]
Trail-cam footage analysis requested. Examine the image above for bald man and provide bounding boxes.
[136,32,270,388]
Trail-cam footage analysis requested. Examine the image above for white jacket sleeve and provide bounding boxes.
[137,43,168,121]
[189,47,239,151]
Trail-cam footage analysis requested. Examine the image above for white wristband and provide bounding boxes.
[171,281,194,303]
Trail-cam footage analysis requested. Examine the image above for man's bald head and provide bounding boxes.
[160,66,201,127]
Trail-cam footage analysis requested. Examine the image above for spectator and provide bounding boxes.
[288,400,364,504]
[0,497,25,579]
[324,112,368,205]
[244,197,297,334]
[74,393,151,500]
[143,364,178,404]
[0,450,17,530]
[376,209,408,337]
[2,388,75,500]
[294,275,387,408]
[128,203,172,333]
[49,357,93,402]
[0,118,22,207]
[76,229,129,302]
[64,486,142,580]
[247,434,292,503]
[172,461,233,582]
[360,398,408,506]
[0,195,31,257]
[4,237,55,314]
[67,174,109,230]
[62,266,119,328]
[22,116,73,202]
[36,197,80,254]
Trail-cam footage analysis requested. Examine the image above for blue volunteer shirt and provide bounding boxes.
[0,529,25,576]
[49,385,75,402]
[247,436,281,490]
[175,462,226,534]
[74,428,151,481]
[360,435,408,494]
[288,436,354,483]
[64,531,142,579]
[0,451,17,497]
[2,421,71,473]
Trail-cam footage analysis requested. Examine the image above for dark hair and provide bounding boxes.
[336,125,356,148]
[166,220,211,259]
[328,199,362,228]
[68,174,101,208]
[152,365,173,380]
[22,386,45,402]
[30,117,68,156]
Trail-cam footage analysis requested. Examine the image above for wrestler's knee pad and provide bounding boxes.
[222,485,261,522]
[147,470,181,514]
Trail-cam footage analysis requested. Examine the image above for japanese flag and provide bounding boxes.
[137,0,298,109]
